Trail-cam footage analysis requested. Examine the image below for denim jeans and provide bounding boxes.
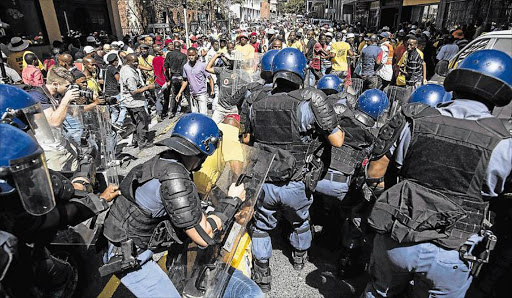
[223,267,265,298]
[190,93,208,115]
[155,85,171,117]
[110,95,127,126]
[363,234,473,298]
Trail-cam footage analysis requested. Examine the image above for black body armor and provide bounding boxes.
[329,106,375,175]
[251,92,313,181]
[369,103,510,249]
[103,155,200,250]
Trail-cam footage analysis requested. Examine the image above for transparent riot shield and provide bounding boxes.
[50,105,118,248]
[171,145,274,298]
[346,78,364,102]
[385,86,408,121]
[232,52,262,96]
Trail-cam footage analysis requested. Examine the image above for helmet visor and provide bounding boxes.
[10,150,56,215]
[22,103,60,146]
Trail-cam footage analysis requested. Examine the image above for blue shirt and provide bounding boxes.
[391,100,512,199]
[436,43,459,61]
[361,45,382,77]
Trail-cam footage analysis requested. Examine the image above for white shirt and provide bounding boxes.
[377,42,393,81]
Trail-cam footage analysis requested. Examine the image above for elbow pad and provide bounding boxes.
[301,88,338,133]
[69,191,109,215]
[209,196,243,229]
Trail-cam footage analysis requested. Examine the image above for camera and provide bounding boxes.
[67,84,93,103]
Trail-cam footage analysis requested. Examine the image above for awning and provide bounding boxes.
[403,0,440,6]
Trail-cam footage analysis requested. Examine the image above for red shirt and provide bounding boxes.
[250,42,260,52]
[22,65,44,87]
[152,55,166,86]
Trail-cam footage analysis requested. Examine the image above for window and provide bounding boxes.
[451,38,490,68]
[0,0,47,44]
[493,38,512,56]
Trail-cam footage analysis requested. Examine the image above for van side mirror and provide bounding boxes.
[435,60,450,77]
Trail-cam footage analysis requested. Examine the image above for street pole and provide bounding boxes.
[184,8,190,48]
[63,11,70,34]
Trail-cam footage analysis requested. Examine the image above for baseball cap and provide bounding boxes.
[83,46,95,54]
[86,36,96,43]
[379,32,389,38]
[346,33,355,38]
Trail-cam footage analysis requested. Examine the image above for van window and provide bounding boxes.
[493,38,512,56]
[451,38,490,68]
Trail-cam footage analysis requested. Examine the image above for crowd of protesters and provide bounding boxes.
[1,18,510,150]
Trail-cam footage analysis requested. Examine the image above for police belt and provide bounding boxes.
[325,172,349,183]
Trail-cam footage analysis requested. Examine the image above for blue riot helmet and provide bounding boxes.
[355,89,390,126]
[0,84,59,147]
[317,75,344,95]
[444,49,512,107]
[408,84,452,107]
[0,124,56,215]
[158,113,221,156]
[261,49,279,83]
[271,48,308,86]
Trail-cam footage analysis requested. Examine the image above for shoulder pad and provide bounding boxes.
[371,112,407,160]
[157,161,203,229]
[310,90,338,133]
[401,102,439,118]
[477,117,512,139]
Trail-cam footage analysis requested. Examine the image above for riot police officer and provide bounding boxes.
[315,88,389,277]
[247,48,344,292]
[316,85,389,202]
[364,49,512,297]
[408,83,452,106]
[0,123,119,296]
[101,113,263,297]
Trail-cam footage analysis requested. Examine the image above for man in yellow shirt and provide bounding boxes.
[330,32,354,79]
[234,34,255,61]
[287,31,304,52]
[138,44,155,84]
[194,115,244,195]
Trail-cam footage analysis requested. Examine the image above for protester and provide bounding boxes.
[176,47,214,115]
[21,52,44,87]
[120,53,154,149]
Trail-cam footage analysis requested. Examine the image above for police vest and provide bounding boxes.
[330,108,375,175]
[251,92,312,181]
[369,104,510,249]
[104,155,195,250]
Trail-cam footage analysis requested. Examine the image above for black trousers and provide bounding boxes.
[169,78,184,115]
[127,106,149,146]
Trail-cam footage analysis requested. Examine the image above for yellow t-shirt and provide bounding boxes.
[288,40,303,52]
[234,44,255,61]
[331,41,351,72]
[138,55,155,83]
[193,123,244,195]
[86,77,101,97]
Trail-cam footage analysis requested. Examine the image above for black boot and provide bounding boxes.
[292,249,308,271]
[252,260,271,293]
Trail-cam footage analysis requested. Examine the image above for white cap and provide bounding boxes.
[346,33,355,38]
[86,36,96,43]
[83,46,95,54]
[342,30,347,34]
